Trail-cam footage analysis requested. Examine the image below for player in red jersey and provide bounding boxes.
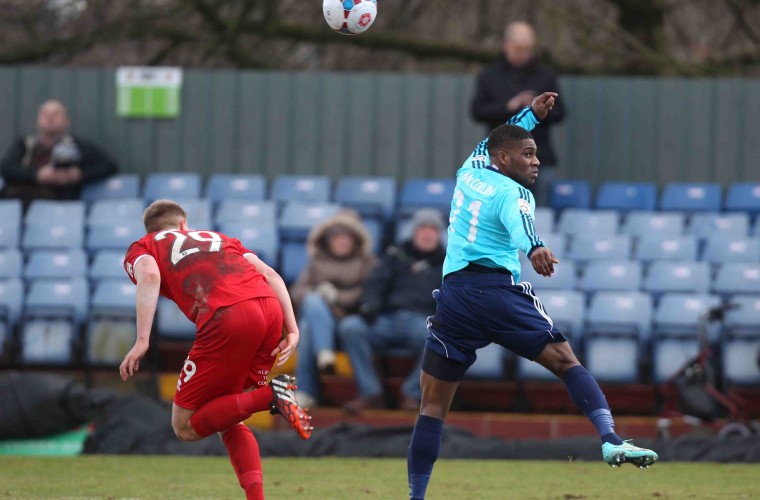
[120,199,312,500]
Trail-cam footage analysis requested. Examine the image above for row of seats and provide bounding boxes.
[467,291,760,385]
[79,173,760,216]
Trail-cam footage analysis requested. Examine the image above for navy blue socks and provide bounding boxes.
[562,365,623,445]
[407,414,444,499]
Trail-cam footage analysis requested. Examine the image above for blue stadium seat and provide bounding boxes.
[176,198,212,229]
[89,250,129,282]
[0,249,22,279]
[214,200,276,227]
[398,178,456,218]
[537,233,567,259]
[550,180,591,210]
[533,207,555,236]
[86,279,136,366]
[21,278,89,365]
[25,200,85,226]
[651,293,721,382]
[218,221,279,267]
[271,175,330,206]
[622,211,685,238]
[22,223,84,251]
[0,199,22,248]
[595,182,657,212]
[725,182,760,216]
[660,183,721,212]
[143,172,201,202]
[467,343,507,379]
[701,236,760,265]
[204,174,266,205]
[519,258,577,291]
[335,176,397,221]
[25,249,87,280]
[721,295,760,385]
[645,261,710,295]
[635,235,698,263]
[687,212,749,239]
[87,199,144,226]
[278,202,341,242]
[157,297,195,340]
[712,263,760,297]
[515,290,585,380]
[81,174,140,202]
[280,241,309,284]
[579,260,642,292]
[86,222,144,253]
[361,217,384,254]
[723,295,760,337]
[567,234,632,263]
[557,209,619,236]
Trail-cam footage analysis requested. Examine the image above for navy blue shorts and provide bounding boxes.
[425,270,566,380]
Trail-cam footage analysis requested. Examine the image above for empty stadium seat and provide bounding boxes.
[660,183,721,212]
[218,221,279,266]
[86,280,136,366]
[536,233,567,259]
[622,211,684,237]
[25,249,87,280]
[712,263,760,297]
[644,261,710,295]
[334,176,397,220]
[567,234,632,263]
[635,235,698,263]
[701,236,760,265]
[86,222,144,253]
[0,249,22,279]
[725,182,760,216]
[579,260,642,292]
[89,250,129,282]
[24,278,89,324]
[214,200,276,227]
[81,174,140,202]
[176,198,212,229]
[687,212,749,239]
[204,174,266,204]
[723,295,760,337]
[280,241,309,284]
[721,295,760,385]
[25,200,85,226]
[533,207,555,235]
[270,175,330,206]
[87,199,145,226]
[595,182,657,212]
[278,202,341,242]
[550,180,591,210]
[398,178,455,218]
[519,258,577,291]
[157,297,195,340]
[557,209,619,236]
[22,223,84,251]
[0,199,22,248]
[143,172,201,202]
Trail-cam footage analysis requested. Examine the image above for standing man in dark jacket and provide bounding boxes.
[338,208,445,413]
[1,100,118,207]
[471,21,564,206]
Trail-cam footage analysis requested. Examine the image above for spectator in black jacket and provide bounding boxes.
[471,21,564,206]
[1,100,118,207]
[338,208,445,413]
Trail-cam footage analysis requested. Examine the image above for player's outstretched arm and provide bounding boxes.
[120,256,160,381]
[244,252,300,367]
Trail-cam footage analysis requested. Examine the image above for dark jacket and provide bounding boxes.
[359,240,445,320]
[1,134,118,199]
[471,58,565,166]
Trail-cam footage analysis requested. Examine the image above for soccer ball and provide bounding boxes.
[323,0,377,35]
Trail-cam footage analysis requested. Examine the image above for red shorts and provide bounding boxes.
[173,296,283,411]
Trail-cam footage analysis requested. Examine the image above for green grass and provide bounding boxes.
[0,456,758,499]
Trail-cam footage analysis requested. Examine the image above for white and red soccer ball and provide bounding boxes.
[323,0,377,35]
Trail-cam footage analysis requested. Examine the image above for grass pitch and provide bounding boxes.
[1,456,758,499]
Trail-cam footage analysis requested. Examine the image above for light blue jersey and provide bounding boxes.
[443,107,543,283]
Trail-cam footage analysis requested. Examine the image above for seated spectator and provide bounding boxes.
[290,209,375,407]
[1,100,118,207]
[338,208,445,412]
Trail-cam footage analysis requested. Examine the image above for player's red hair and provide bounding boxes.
[143,199,187,233]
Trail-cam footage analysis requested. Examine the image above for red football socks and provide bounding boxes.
[190,385,274,438]
[222,423,264,500]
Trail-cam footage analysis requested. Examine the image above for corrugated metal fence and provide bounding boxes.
[0,66,757,185]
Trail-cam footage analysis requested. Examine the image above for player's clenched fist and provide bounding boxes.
[529,246,560,277]
[530,92,558,121]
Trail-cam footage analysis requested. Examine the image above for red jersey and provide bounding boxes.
[124,229,277,327]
